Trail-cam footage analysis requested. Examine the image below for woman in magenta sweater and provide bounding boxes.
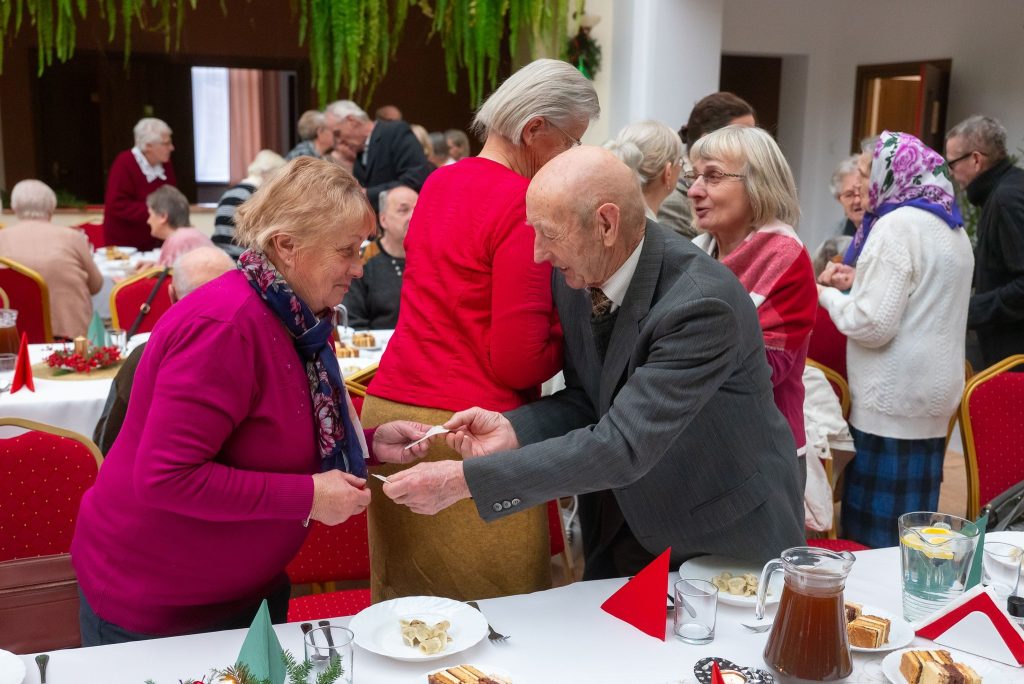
[362,59,600,602]
[71,158,429,644]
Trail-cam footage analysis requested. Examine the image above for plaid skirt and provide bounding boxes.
[840,427,946,548]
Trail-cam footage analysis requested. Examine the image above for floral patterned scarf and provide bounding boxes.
[239,249,367,477]
[843,130,962,265]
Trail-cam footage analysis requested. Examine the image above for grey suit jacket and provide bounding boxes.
[463,221,805,566]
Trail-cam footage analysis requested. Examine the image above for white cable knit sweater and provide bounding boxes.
[818,206,974,440]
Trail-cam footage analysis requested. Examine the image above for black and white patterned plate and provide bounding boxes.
[694,657,776,684]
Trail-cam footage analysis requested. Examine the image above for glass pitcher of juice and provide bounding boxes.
[0,309,18,354]
[756,546,856,683]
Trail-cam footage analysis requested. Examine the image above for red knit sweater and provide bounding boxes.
[369,158,563,412]
[103,149,177,250]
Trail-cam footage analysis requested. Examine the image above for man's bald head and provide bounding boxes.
[527,147,648,290]
[170,246,235,302]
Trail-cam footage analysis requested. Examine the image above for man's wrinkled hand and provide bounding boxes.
[442,407,519,458]
[382,460,470,515]
[372,420,436,464]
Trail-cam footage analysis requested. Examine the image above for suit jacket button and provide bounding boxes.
[492,503,503,512]
[511,498,521,506]
[502,500,512,509]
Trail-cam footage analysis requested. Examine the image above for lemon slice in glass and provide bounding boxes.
[901,528,957,560]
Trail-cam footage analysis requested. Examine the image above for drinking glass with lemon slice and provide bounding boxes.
[898,511,981,621]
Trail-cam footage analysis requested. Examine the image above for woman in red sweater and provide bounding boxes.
[363,59,600,601]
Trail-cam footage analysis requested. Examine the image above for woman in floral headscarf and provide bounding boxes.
[817,131,974,548]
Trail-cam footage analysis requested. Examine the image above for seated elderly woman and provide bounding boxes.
[830,154,865,237]
[145,185,214,267]
[71,157,430,644]
[342,185,417,329]
[0,179,102,339]
[213,149,287,260]
[687,125,818,473]
[604,120,684,218]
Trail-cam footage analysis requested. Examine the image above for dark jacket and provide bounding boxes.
[966,159,1024,366]
[353,121,433,212]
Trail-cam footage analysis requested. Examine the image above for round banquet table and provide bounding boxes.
[16,542,1024,683]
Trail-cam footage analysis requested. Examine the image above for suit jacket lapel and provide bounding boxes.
[598,221,664,413]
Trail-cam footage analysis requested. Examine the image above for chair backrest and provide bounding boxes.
[0,257,53,343]
[76,222,106,249]
[110,267,174,334]
[960,354,1024,519]
[806,358,850,421]
[807,304,847,380]
[285,512,370,585]
[0,418,103,562]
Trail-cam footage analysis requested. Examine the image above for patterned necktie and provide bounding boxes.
[590,287,613,319]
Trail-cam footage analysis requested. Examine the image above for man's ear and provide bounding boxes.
[595,202,621,247]
[520,116,546,146]
[268,233,298,268]
[167,283,178,305]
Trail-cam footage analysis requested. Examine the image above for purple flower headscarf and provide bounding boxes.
[843,131,962,265]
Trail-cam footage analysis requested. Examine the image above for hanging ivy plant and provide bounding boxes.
[0,0,577,107]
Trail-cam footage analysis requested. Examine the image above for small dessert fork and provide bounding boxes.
[467,600,509,642]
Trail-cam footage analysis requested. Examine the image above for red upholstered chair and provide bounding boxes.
[285,512,372,622]
[807,304,847,380]
[959,355,1024,520]
[0,257,53,343]
[110,267,173,335]
[806,538,869,553]
[75,221,106,249]
[0,418,103,562]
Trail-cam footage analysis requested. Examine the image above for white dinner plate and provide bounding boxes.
[423,664,512,682]
[348,596,487,662]
[0,649,25,684]
[96,245,138,257]
[849,604,914,653]
[881,647,996,683]
[678,555,782,607]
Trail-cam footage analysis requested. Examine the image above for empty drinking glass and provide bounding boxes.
[674,578,718,645]
[0,353,15,390]
[982,541,1023,600]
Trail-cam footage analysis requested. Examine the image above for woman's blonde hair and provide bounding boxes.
[604,120,682,190]
[690,125,800,228]
[234,157,373,253]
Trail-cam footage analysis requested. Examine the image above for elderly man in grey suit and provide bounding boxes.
[381,146,805,579]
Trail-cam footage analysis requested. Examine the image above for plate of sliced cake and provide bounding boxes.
[424,664,512,683]
[844,602,913,652]
[882,647,991,683]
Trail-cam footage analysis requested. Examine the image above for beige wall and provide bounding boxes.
[1,207,216,237]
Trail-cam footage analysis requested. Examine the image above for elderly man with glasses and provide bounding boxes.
[945,115,1024,367]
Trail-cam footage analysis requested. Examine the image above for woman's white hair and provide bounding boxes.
[10,179,57,220]
[829,155,860,197]
[246,150,287,185]
[690,125,800,228]
[471,58,600,144]
[604,120,682,190]
[133,117,172,148]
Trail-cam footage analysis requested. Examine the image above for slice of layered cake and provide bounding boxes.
[847,614,891,648]
[899,650,982,683]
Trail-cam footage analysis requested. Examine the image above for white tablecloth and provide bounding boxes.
[17,544,1023,683]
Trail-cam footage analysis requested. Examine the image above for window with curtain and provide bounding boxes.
[191,67,231,183]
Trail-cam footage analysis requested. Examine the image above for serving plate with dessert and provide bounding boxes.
[424,664,512,684]
[678,555,783,607]
[844,602,914,653]
[881,647,991,683]
[347,595,488,662]
[350,331,382,351]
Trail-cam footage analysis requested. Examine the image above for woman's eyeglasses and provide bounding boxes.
[681,169,745,189]
[548,121,582,148]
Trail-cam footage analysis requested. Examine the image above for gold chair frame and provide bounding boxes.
[958,354,1024,520]
[109,267,171,330]
[806,359,852,540]
[0,257,53,342]
[0,417,103,470]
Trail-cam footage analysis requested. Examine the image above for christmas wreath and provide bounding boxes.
[45,345,121,374]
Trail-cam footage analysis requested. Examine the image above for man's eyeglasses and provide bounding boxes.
[548,120,582,148]
[947,151,984,169]
[681,169,745,189]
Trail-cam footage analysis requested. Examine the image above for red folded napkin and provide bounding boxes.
[711,661,726,684]
[11,332,34,393]
[915,584,1024,666]
[600,547,671,640]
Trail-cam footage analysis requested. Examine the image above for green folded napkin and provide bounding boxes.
[965,511,989,590]
[236,599,285,684]
[87,312,107,348]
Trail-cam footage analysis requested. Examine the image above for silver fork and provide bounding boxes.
[467,600,510,642]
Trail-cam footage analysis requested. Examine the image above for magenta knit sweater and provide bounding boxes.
[71,270,318,635]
